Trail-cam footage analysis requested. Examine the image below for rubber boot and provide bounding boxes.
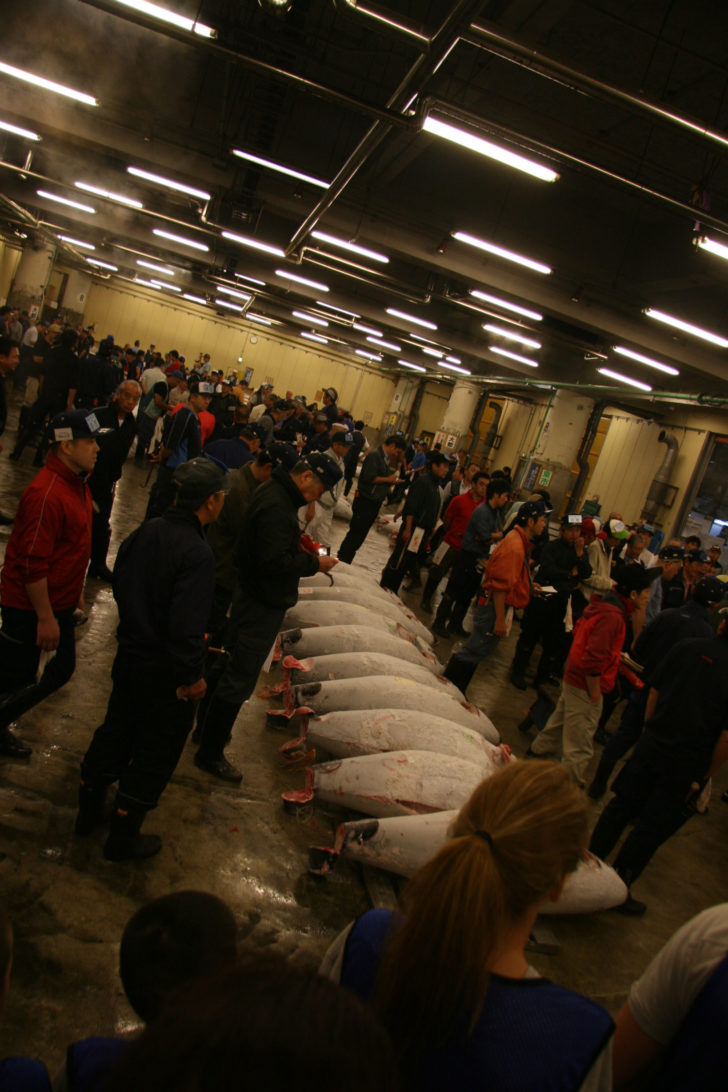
[74,780,109,836]
[587,751,616,800]
[421,572,440,613]
[447,601,469,637]
[509,645,530,691]
[195,696,243,781]
[443,655,477,696]
[432,594,452,638]
[103,806,161,861]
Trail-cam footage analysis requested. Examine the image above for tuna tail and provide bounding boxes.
[281,655,314,673]
[282,766,315,812]
[279,715,314,767]
[308,819,348,876]
[279,627,303,648]
[272,633,283,663]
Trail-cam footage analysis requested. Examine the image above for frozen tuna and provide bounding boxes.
[296,585,432,644]
[284,652,461,698]
[282,601,430,645]
[279,626,443,674]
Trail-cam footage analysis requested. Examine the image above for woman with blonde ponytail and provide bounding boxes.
[326,761,614,1091]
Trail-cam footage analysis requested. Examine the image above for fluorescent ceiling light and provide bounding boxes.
[37,189,94,214]
[111,0,216,37]
[223,231,285,258]
[57,234,95,250]
[422,116,558,183]
[483,323,541,350]
[613,345,679,376]
[438,361,471,375]
[217,285,251,301]
[311,230,389,264]
[445,355,461,364]
[300,331,328,344]
[235,273,266,286]
[367,336,401,352]
[398,359,427,372]
[343,1,427,44]
[215,298,243,312]
[644,307,728,349]
[0,118,40,141]
[598,367,652,392]
[469,290,543,321]
[293,310,328,327]
[137,259,175,276]
[153,228,209,252]
[232,148,328,189]
[409,333,440,346]
[128,166,210,202]
[489,346,539,368]
[246,313,272,325]
[353,322,382,337]
[152,280,181,291]
[0,62,97,106]
[355,349,382,361]
[87,258,118,271]
[135,277,162,290]
[183,293,207,305]
[275,269,329,292]
[453,231,551,275]
[697,236,728,262]
[316,301,360,318]
[421,347,443,358]
[386,307,437,330]
[75,181,142,209]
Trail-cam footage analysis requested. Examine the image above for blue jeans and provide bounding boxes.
[451,601,500,665]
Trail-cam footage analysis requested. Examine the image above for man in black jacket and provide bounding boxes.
[0,336,19,525]
[337,434,406,564]
[76,457,227,861]
[380,451,450,593]
[194,452,342,782]
[88,381,141,580]
[10,328,79,466]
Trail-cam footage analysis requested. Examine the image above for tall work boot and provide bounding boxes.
[103,806,161,861]
[443,655,477,696]
[509,645,531,691]
[421,571,440,613]
[587,751,618,800]
[194,696,243,782]
[74,779,110,836]
[432,594,452,638]
[447,601,469,637]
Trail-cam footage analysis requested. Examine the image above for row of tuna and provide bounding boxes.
[269,562,627,915]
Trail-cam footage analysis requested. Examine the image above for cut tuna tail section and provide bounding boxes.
[282,766,315,811]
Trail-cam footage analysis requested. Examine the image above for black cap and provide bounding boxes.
[515,499,547,525]
[685,548,708,563]
[172,457,228,510]
[304,451,343,492]
[427,451,450,467]
[242,423,267,442]
[613,563,662,595]
[273,399,291,412]
[266,442,299,470]
[561,513,582,527]
[331,430,354,446]
[693,576,725,606]
[659,544,684,561]
[49,409,111,441]
[314,412,329,424]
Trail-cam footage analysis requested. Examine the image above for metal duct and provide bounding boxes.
[481,400,503,454]
[641,430,679,522]
[565,401,605,515]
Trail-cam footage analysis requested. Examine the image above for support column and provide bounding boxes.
[435,380,480,455]
[383,376,419,436]
[8,242,56,314]
[523,389,595,513]
[61,270,92,327]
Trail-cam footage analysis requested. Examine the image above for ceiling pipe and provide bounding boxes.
[471,376,728,407]
[641,431,680,522]
[465,20,728,152]
[565,401,606,516]
[336,0,430,48]
[286,0,485,256]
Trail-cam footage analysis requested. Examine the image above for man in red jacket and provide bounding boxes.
[528,564,659,787]
[0,409,105,757]
[421,471,489,613]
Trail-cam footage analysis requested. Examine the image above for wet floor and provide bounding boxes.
[1,405,726,1071]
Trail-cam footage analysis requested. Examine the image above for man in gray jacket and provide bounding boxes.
[337,435,406,564]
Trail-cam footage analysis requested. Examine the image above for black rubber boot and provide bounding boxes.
[103,807,161,861]
[195,696,243,781]
[74,780,110,836]
[587,752,616,800]
[421,572,440,613]
[510,646,530,691]
[443,655,477,696]
[432,594,452,638]
[447,602,469,637]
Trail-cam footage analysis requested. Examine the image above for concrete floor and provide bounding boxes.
[0,408,726,1071]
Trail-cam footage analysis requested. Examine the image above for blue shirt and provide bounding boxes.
[461,501,504,555]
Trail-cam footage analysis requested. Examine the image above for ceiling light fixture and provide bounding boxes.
[234,273,266,286]
[215,297,243,312]
[275,269,329,292]
[644,307,728,348]
[488,346,539,368]
[355,349,383,361]
[246,313,273,325]
[300,331,328,344]
[316,301,360,318]
[421,347,443,358]
[223,231,285,257]
[613,345,679,376]
[216,285,251,301]
[152,280,181,291]
[422,115,558,183]
[398,359,427,372]
[0,118,40,141]
[111,0,216,37]
[386,307,437,330]
[409,332,441,346]
[697,236,728,262]
[87,258,118,271]
[311,230,389,264]
[453,231,551,275]
[445,355,461,364]
[137,259,175,275]
[37,189,94,213]
[231,148,328,189]
[0,62,97,106]
[483,323,541,350]
[438,361,471,375]
[57,234,95,250]
[353,322,382,337]
[182,293,207,305]
[134,277,162,290]
[128,166,211,201]
[75,181,142,209]
[293,310,328,327]
[469,289,543,321]
[367,336,401,352]
[153,228,209,252]
[598,367,652,392]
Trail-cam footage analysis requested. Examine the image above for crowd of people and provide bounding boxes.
[0,313,726,1087]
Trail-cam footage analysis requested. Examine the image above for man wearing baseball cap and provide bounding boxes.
[0,410,108,757]
[194,452,341,782]
[76,456,227,860]
[145,380,214,519]
[579,516,630,604]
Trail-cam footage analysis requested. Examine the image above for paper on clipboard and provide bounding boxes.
[406,526,426,553]
[432,540,449,565]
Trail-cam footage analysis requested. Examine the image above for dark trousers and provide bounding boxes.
[446,550,482,609]
[589,741,697,884]
[145,465,175,520]
[89,483,114,569]
[0,606,77,729]
[337,495,381,564]
[81,650,195,812]
[13,390,66,459]
[597,685,649,780]
[513,596,568,682]
[380,530,427,593]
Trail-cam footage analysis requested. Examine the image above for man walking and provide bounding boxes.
[421,471,489,612]
[337,434,406,564]
[380,451,450,594]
